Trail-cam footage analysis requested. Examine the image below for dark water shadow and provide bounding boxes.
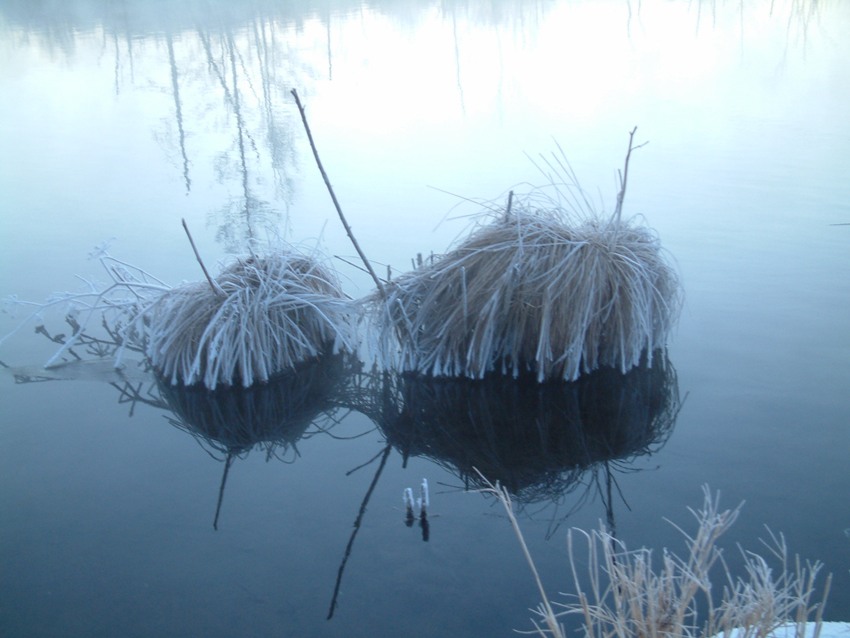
[374,350,681,529]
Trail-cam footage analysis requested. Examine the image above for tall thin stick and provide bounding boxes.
[613,127,648,226]
[290,89,386,299]
[476,469,566,638]
[182,218,225,298]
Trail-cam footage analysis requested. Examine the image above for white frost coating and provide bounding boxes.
[1,251,169,365]
[420,478,429,509]
[141,251,356,389]
[2,246,355,390]
[366,205,680,381]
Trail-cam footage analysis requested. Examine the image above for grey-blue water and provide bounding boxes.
[1,1,848,636]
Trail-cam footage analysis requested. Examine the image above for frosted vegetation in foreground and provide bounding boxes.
[480,480,832,638]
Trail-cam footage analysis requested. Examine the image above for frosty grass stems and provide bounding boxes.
[368,207,680,381]
[368,130,681,382]
[0,246,170,369]
[2,243,356,390]
[479,478,832,638]
[141,251,354,389]
[4,125,678,388]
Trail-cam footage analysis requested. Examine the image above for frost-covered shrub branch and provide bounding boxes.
[1,250,169,368]
[2,244,357,390]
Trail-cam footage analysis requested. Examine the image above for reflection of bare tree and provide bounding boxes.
[196,24,299,251]
[250,16,299,201]
[2,2,311,253]
[166,33,191,193]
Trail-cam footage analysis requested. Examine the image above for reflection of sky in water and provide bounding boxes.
[1,1,849,634]
[2,2,847,285]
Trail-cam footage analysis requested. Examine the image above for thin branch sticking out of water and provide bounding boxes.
[182,218,225,298]
[290,88,386,299]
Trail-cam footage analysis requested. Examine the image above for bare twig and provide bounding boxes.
[613,127,648,226]
[182,218,225,298]
[290,89,386,299]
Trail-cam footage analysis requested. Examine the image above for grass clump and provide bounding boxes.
[140,250,355,390]
[369,131,681,382]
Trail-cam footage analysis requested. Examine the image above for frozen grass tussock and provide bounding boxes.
[371,204,680,381]
[369,131,681,381]
[140,251,355,390]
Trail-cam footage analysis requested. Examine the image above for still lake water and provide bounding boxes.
[1,1,849,636]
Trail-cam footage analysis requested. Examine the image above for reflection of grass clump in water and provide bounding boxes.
[141,251,354,390]
[369,132,681,382]
[381,351,678,503]
[158,352,348,458]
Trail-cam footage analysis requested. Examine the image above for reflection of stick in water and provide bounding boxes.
[327,444,392,620]
[418,478,430,541]
[213,451,236,531]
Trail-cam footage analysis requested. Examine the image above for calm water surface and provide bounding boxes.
[1,1,849,636]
